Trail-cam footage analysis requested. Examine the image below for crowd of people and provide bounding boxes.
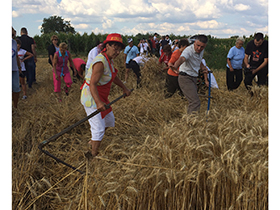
[226,33,268,93]
[12,28,268,156]
[12,27,37,108]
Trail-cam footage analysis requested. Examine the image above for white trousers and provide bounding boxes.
[83,105,115,141]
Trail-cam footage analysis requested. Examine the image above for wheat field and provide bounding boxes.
[12,53,268,210]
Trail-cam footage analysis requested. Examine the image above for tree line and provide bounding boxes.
[33,16,268,70]
[35,32,265,70]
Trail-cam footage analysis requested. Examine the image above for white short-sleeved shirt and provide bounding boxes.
[86,45,101,69]
[18,48,27,71]
[179,44,204,77]
[133,55,149,65]
[139,43,149,55]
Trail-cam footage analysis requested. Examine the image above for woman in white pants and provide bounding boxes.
[80,33,131,156]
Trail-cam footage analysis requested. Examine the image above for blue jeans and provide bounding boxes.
[12,71,21,93]
[24,57,35,88]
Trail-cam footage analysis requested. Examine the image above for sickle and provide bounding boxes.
[206,71,211,121]
[38,89,134,174]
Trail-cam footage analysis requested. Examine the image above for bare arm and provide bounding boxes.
[226,58,234,71]
[77,68,84,79]
[252,58,268,74]
[53,53,59,80]
[244,54,250,68]
[168,62,179,74]
[170,56,186,70]
[16,55,22,74]
[31,44,37,63]
[23,51,33,62]
[203,72,209,87]
[200,62,209,87]
[68,52,77,76]
[200,62,208,74]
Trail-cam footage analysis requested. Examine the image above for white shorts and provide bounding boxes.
[84,105,115,141]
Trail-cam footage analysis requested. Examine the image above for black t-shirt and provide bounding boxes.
[245,39,268,68]
[47,44,56,65]
[18,35,35,53]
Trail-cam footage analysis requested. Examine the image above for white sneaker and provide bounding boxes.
[22,95,27,99]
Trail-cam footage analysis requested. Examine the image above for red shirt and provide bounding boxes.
[150,38,156,49]
[72,58,86,73]
[159,50,172,66]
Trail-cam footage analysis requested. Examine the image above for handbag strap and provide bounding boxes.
[127,46,133,54]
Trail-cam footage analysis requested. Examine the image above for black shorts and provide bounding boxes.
[126,63,132,69]
[19,71,27,78]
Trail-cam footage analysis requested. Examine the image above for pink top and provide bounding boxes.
[55,50,70,75]
[72,58,86,73]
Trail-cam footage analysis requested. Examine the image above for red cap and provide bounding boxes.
[103,33,125,48]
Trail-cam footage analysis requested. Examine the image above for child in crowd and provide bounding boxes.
[159,45,173,72]
[16,38,33,99]
[52,42,77,102]
[202,59,219,89]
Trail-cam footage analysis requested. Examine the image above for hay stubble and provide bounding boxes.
[12,54,268,209]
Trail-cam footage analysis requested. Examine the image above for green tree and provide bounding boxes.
[41,15,76,34]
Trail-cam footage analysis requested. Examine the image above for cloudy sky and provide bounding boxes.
[12,0,268,38]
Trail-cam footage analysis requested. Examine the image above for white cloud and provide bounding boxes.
[218,0,233,5]
[102,18,114,29]
[194,20,225,29]
[234,4,251,11]
[92,28,104,34]
[12,0,268,38]
[257,0,268,7]
[74,24,89,29]
[195,1,220,19]
[246,21,258,27]
[12,11,19,18]
[12,0,60,16]
[256,25,268,34]
[177,25,190,32]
